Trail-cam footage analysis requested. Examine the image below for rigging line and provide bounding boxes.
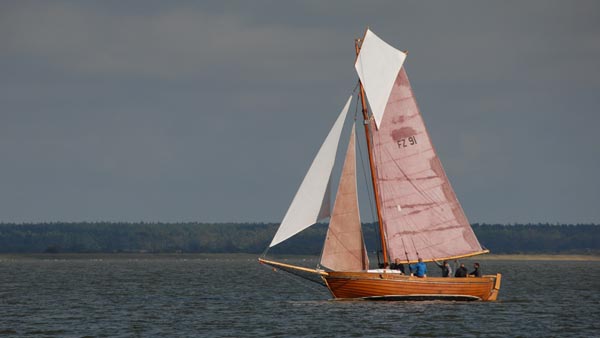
[400,236,411,262]
[269,263,328,289]
[353,94,376,224]
[379,145,457,249]
[353,91,360,121]
[415,233,466,258]
[317,222,329,270]
[261,246,270,258]
[372,129,430,259]
[354,94,381,261]
[381,145,449,223]
[411,237,420,259]
[370,111,440,214]
[322,223,368,264]
[371,128,392,234]
[369,125,389,265]
[369,124,388,266]
[401,79,473,231]
[316,231,325,271]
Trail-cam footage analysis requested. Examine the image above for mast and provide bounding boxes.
[355,36,388,266]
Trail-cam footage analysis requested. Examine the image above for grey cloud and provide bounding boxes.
[0,0,598,223]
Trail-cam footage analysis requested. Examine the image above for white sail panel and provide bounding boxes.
[371,68,484,263]
[355,29,406,129]
[269,96,352,247]
[320,125,369,271]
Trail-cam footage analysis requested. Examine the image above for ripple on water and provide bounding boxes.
[0,256,598,337]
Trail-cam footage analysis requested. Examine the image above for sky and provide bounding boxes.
[1,1,599,224]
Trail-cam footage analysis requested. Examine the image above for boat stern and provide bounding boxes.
[485,273,502,301]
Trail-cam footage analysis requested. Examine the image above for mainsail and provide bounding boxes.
[269,96,352,247]
[369,67,485,263]
[320,124,369,271]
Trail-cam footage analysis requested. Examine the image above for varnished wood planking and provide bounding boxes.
[324,272,500,301]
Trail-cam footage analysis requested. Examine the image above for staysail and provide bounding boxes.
[269,96,352,247]
[320,124,369,271]
[369,67,485,263]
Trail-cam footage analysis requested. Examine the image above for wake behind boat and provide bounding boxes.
[259,28,501,301]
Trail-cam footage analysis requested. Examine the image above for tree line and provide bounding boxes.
[0,222,597,254]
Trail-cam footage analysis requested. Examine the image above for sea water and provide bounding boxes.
[0,254,598,337]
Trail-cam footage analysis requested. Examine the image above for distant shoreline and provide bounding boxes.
[0,253,598,261]
[1,223,596,255]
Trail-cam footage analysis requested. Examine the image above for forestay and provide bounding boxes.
[269,97,352,247]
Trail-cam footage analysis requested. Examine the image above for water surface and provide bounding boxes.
[0,254,598,337]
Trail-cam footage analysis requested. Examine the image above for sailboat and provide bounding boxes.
[259,28,501,301]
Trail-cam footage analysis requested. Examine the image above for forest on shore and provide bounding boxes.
[0,222,597,255]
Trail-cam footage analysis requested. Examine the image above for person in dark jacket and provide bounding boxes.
[454,262,468,277]
[469,262,482,277]
[434,260,452,277]
[390,258,405,274]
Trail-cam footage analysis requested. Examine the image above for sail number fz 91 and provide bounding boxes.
[397,136,417,149]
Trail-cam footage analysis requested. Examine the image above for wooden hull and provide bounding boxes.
[323,271,501,301]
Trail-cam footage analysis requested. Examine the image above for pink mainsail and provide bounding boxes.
[320,125,369,271]
[371,68,485,263]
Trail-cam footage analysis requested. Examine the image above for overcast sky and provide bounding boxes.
[1,1,598,224]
